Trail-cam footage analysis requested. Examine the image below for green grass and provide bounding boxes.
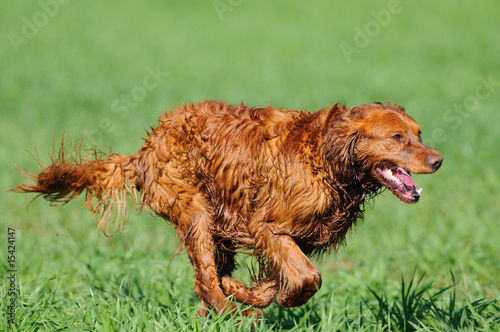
[1,0,499,330]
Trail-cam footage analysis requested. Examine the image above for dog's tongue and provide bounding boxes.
[394,167,417,191]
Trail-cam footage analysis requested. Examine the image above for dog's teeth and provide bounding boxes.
[416,188,423,194]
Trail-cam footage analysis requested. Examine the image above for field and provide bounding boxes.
[1,1,499,330]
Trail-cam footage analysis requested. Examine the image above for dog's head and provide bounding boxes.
[341,103,443,203]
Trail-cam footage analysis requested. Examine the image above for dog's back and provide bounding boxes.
[135,100,328,240]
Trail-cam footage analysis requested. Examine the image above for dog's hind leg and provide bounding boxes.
[221,275,278,308]
[177,192,233,315]
[178,193,259,317]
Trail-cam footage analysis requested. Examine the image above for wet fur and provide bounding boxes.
[14,100,442,316]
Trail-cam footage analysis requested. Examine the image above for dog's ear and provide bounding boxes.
[347,106,363,119]
[388,102,406,113]
[347,103,377,119]
[348,102,405,119]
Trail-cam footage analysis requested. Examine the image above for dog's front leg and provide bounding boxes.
[256,226,322,307]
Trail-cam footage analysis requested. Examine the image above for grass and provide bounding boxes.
[363,272,499,331]
[1,0,499,330]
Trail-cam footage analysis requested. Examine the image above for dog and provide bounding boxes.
[14,100,442,316]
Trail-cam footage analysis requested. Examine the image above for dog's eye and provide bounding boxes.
[390,134,404,142]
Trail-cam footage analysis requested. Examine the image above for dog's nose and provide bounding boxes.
[427,154,443,170]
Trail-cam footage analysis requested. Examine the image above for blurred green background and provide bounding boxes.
[1,0,499,330]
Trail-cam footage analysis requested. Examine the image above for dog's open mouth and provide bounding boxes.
[375,165,422,203]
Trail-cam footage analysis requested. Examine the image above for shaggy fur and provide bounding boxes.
[14,100,443,316]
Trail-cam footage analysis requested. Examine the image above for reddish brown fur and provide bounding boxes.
[14,100,442,316]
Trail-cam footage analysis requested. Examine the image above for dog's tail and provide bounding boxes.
[13,139,140,236]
